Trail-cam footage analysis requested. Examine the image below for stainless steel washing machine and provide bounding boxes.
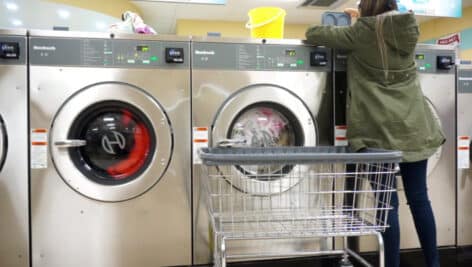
[358,44,457,251]
[29,30,191,267]
[191,37,333,264]
[0,29,29,267]
[399,44,456,249]
[457,64,472,246]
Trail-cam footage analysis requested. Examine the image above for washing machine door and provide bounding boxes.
[0,116,6,172]
[425,98,442,176]
[50,82,172,202]
[212,85,317,195]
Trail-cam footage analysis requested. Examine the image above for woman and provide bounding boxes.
[305,1,442,267]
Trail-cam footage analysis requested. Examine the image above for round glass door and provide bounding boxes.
[51,83,172,202]
[212,85,317,195]
[0,116,7,172]
[228,103,302,179]
[68,101,156,185]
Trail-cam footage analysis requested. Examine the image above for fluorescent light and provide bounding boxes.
[5,2,19,11]
[133,0,226,4]
[11,19,22,26]
[57,9,70,19]
[187,0,226,3]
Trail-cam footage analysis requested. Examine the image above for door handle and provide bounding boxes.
[54,140,87,148]
[0,118,6,171]
[216,139,247,148]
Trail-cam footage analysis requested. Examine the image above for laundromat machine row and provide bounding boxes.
[0,29,465,267]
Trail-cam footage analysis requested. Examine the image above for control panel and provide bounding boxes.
[192,42,331,71]
[458,67,472,94]
[29,37,189,69]
[0,36,26,65]
[415,48,456,74]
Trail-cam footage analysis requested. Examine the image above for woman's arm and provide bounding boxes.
[305,24,359,50]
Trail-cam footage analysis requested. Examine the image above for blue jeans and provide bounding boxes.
[383,160,440,267]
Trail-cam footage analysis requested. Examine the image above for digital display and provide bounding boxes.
[416,54,425,60]
[286,49,296,57]
[397,0,462,18]
[137,45,149,52]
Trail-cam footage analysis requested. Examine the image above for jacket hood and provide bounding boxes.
[358,12,419,54]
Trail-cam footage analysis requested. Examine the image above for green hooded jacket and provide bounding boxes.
[306,12,445,162]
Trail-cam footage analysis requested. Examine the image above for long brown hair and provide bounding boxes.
[358,0,401,79]
[359,0,398,17]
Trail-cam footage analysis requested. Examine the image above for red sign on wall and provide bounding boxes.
[437,33,461,46]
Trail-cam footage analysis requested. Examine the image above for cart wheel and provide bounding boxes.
[339,258,354,267]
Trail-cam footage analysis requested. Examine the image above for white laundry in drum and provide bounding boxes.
[225,105,303,195]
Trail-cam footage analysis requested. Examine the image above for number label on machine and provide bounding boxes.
[335,125,348,147]
[31,128,48,169]
[193,127,209,164]
[458,136,470,169]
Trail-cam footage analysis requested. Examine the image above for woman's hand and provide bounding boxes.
[344,8,360,18]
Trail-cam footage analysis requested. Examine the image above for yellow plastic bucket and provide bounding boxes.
[246,7,286,39]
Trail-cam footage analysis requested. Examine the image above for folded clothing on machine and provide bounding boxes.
[109,11,157,35]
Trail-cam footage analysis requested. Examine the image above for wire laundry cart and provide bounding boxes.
[198,146,402,267]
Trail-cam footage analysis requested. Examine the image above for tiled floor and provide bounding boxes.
[184,247,472,267]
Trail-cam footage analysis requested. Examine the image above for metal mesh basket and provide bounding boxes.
[199,146,401,240]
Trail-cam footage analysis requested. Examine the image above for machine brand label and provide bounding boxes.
[1,43,15,52]
[169,49,181,56]
[194,50,215,56]
[101,131,126,155]
[32,45,57,51]
[0,42,20,59]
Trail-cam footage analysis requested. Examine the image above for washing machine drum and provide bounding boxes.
[212,85,318,195]
[69,101,155,185]
[51,83,173,202]
[228,105,299,179]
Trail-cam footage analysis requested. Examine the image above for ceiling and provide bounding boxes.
[134,0,472,34]
[134,0,357,34]
[0,0,118,31]
[1,0,471,34]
